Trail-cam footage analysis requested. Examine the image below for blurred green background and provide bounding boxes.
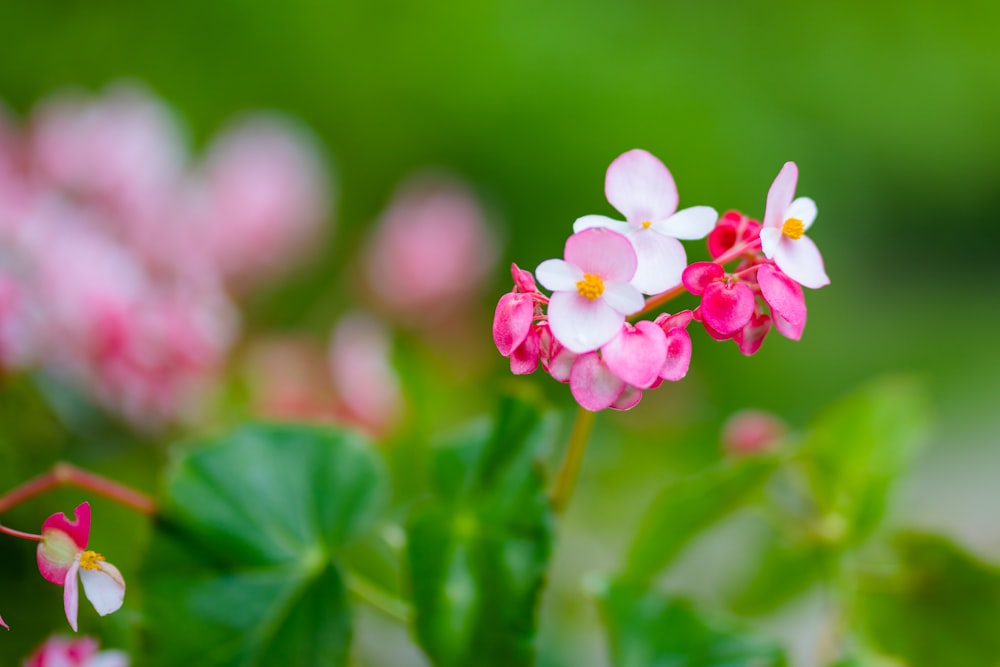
[1,0,998,664]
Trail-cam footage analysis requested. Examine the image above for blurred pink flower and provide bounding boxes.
[24,635,128,667]
[364,173,498,324]
[328,312,403,435]
[721,409,788,456]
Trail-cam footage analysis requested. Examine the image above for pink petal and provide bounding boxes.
[572,214,631,236]
[772,311,804,341]
[774,235,830,289]
[601,281,645,316]
[64,560,81,632]
[0,614,6,630]
[511,263,537,293]
[660,328,692,381]
[757,264,806,332]
[605,149,678,224]
[510,326,541,375]
[610,385,643,411]
[42,502,90,551]
[682,262,724,296]
[601,321,667,389]
[493,292,535,357]
[535,258,581,292]
[546,291,625,353]
[564,228,637,282]
[655,206,718,240]
[701,282,755,336]
[545,343,576,383]
[79,560,126,617]
[763,161,798,230]
[693,307,733,341]
[654,309,694,331]
[786,196,817,231]
[734,311,771,356]
[569,352,625,411]
[628,228,687,295]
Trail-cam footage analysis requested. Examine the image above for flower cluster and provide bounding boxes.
[24,634,129,667]
[0,82,330,427]
[493,150,829,411]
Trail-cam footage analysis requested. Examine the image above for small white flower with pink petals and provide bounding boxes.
[535,228,644,354]
[36,503,125,632]
[759,162,830,289]
[574,149,718,295]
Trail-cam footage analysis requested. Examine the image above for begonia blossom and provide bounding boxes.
[574,149,717,294]
[535,228,644,353]
[23,634,129,667]
[759,162,829,289]
[36,503,125,632]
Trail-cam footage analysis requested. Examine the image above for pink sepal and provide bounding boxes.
[493,292,535,356]
[610,385,643,411]
[692,308,733,341]
[701,281,754,336]
[0,614,7,630]
[734,311,771,356]
[511,262,537,293]
[601,321,667,389]
[707,211,761,259]
[654,309,694,332]
[660,328,693,381]
[42,502,90,551]
[544,338,576,383]
[509,326,541,375]
[569,352,625,411]
[681,262,723,295]
[39,502,91,585]
[757,264,806,340]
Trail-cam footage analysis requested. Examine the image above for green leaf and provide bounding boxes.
[625,455,780,581]
[142,422,386,667]
[857,532,1000,667]
[729,526,831,614]
[796,375,929,544]
[598,578,788,667]
[406,397,554,667]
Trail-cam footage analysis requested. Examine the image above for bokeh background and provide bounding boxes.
[0,0,998,664]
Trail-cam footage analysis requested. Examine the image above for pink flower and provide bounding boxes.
[535,228,644,353]
[574,149,717,295]
[328,312,403,434]
[759,162,829,289]
[36,503,125,632]
[23,635,129,667]
[757,264,806,340]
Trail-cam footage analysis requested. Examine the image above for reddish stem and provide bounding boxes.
[0,462,156,517]
[0,523,41,541]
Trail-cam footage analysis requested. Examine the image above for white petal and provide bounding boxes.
[605,149,678,223]
[535,259,581,292]
[89,651,131,667]
[759,227,782,259]
[79,561,126,616]
[64,560,80,632]
[763,161,797,229]
[786,196,817,231]
[654,206,718,240]
[628,228,686,295]
[572,214,631,235]
[774,235,830,289]
[546,291,625,353]
[601,281,644,315]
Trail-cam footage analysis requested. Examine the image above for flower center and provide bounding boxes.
[781,217,804,240]
[641,220,652,229]
[80,550,106,572]
[576,273,605,301]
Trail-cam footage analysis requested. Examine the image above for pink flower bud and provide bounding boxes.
[721,409,787,456]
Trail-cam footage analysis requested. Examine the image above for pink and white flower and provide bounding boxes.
[759,162,829,289]
[36,503,125,632]
[535,228,644,353]
[23,634,129,667]
[574,149,717,295]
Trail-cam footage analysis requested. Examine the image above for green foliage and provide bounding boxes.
[624,455,780,582]
[794,375,930,545]
[598,578,787,667]
[857,532,1000,667]
[142,422,386,667]
[406,397,553,667]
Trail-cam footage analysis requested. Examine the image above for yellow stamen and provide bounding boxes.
[641,220,652,229]
[576,273,605,301]
[782,217,805,240]
[80,550,106,572]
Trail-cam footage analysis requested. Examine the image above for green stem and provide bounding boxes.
[345,571,413,623]
[550,407,597,513]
